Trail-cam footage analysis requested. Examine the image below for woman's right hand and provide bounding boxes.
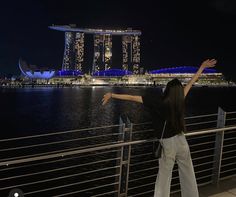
[102,93,112,105]
[200,59,217,69]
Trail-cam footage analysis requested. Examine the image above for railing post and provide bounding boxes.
[212,107,226,185]
[117,115,132,197]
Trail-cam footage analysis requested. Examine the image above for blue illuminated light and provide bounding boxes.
[93,69,133,76]
[25,71,55,79]
[57,70,83,76]
[149,66,218,74]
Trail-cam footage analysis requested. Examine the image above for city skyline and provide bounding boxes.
[0,0,236,80]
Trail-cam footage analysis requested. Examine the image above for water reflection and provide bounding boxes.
[0,86,236,138]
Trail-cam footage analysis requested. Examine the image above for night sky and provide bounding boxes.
[0,0,236,80]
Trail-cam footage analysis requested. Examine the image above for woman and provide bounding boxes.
[102,59,217,197]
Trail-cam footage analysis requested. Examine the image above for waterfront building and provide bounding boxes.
[18,57,228,86]
[149,66,225,86]
[18,58,55,79]
[49,24,141,74]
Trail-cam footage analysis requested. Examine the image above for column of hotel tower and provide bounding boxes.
[62,32,76,71]
[122,35,130,73]
[132,35,141,74]
[92,34,112,73]
[74,33,84,72]
[93,34,102,73]
[122,35,140,74]
[104,34,112,70]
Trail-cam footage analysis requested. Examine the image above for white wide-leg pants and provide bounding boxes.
[154,134,199,197]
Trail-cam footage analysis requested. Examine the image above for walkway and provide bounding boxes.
[171,177,236,197]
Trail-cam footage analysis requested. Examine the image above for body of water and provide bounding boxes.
[0,86,236,138]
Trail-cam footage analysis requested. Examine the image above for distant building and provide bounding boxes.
[148,66,224,85]
[49,25,141,74]
[18,58,55,79]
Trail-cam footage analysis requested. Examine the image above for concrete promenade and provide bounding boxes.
[171,177,236,197]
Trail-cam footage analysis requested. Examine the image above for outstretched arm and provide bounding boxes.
[102,93,143,105]
[184,59,217,97]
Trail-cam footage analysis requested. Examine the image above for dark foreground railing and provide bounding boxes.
[0,107,236,197]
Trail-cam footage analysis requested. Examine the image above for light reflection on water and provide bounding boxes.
[0,86,236,138]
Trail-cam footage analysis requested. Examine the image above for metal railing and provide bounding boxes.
[1,107,236,196]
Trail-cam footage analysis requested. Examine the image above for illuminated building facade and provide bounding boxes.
[63,32,84,71]
[75,33,84,71]
[122,35,140,74]
[93,34,112,73]
[18,58,55,79]
[49,25,141,75]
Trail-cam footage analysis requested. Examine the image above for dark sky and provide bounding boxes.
[0,0,236,79]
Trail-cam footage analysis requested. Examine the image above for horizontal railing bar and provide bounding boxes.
[0,124,122,143]
[185,126,236,136]
[197,180,214,187]
[0,132,122,153]
[1,125,236,167]
[0,157,120,181]
[192,155,214,161]
[224,137,236,141]
[223,144,236,148]
[132,122,152,126]
[164,176,210,189]
[0,140,147,166]
[195,167,213,174]
[0,165,120,191]
[170,182,180,188]
[92,190,118,197]
[24,174,119,195]
[130,152,153,159]
[130,189,154,197]
[132,129,154,134]
[131,144,153,150]
[219,174,236,181]
[222,155,236,161]
[221,161,236,168]
[197,174,213,181]
[220,168,236,174]
[194,161,213,167]
[129,166,158,175]
[185,113,218,120]
[164,163,213,175]
[0,149,119,173]
[186,133,215,141]
[130,158,158,167]
[189,141,214,148]
[191,148,215,154]
[129,174,157,183]
[128,182,155,191]
[223,149,236,154]
[186,120,217,127]
[224,130,236,135]
[226,118,236,121]
[56,182,119,197]
[226,111,236,115]
[0,141,122,165]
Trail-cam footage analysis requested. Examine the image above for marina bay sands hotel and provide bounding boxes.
[49,25,141,74]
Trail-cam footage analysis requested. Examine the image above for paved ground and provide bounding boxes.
[170,177,236,197]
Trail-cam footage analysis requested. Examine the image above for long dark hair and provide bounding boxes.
[163,78,186,133]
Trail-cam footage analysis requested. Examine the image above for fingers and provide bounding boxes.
[102,98,106,105]
[102,99,108,105]
[209,59,217,67]
[209,59,217,64]
[202,58,217,68]
[102,94,110,105]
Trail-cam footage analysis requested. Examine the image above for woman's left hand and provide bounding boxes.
[200,59,217,69]
[102,93,112,105]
